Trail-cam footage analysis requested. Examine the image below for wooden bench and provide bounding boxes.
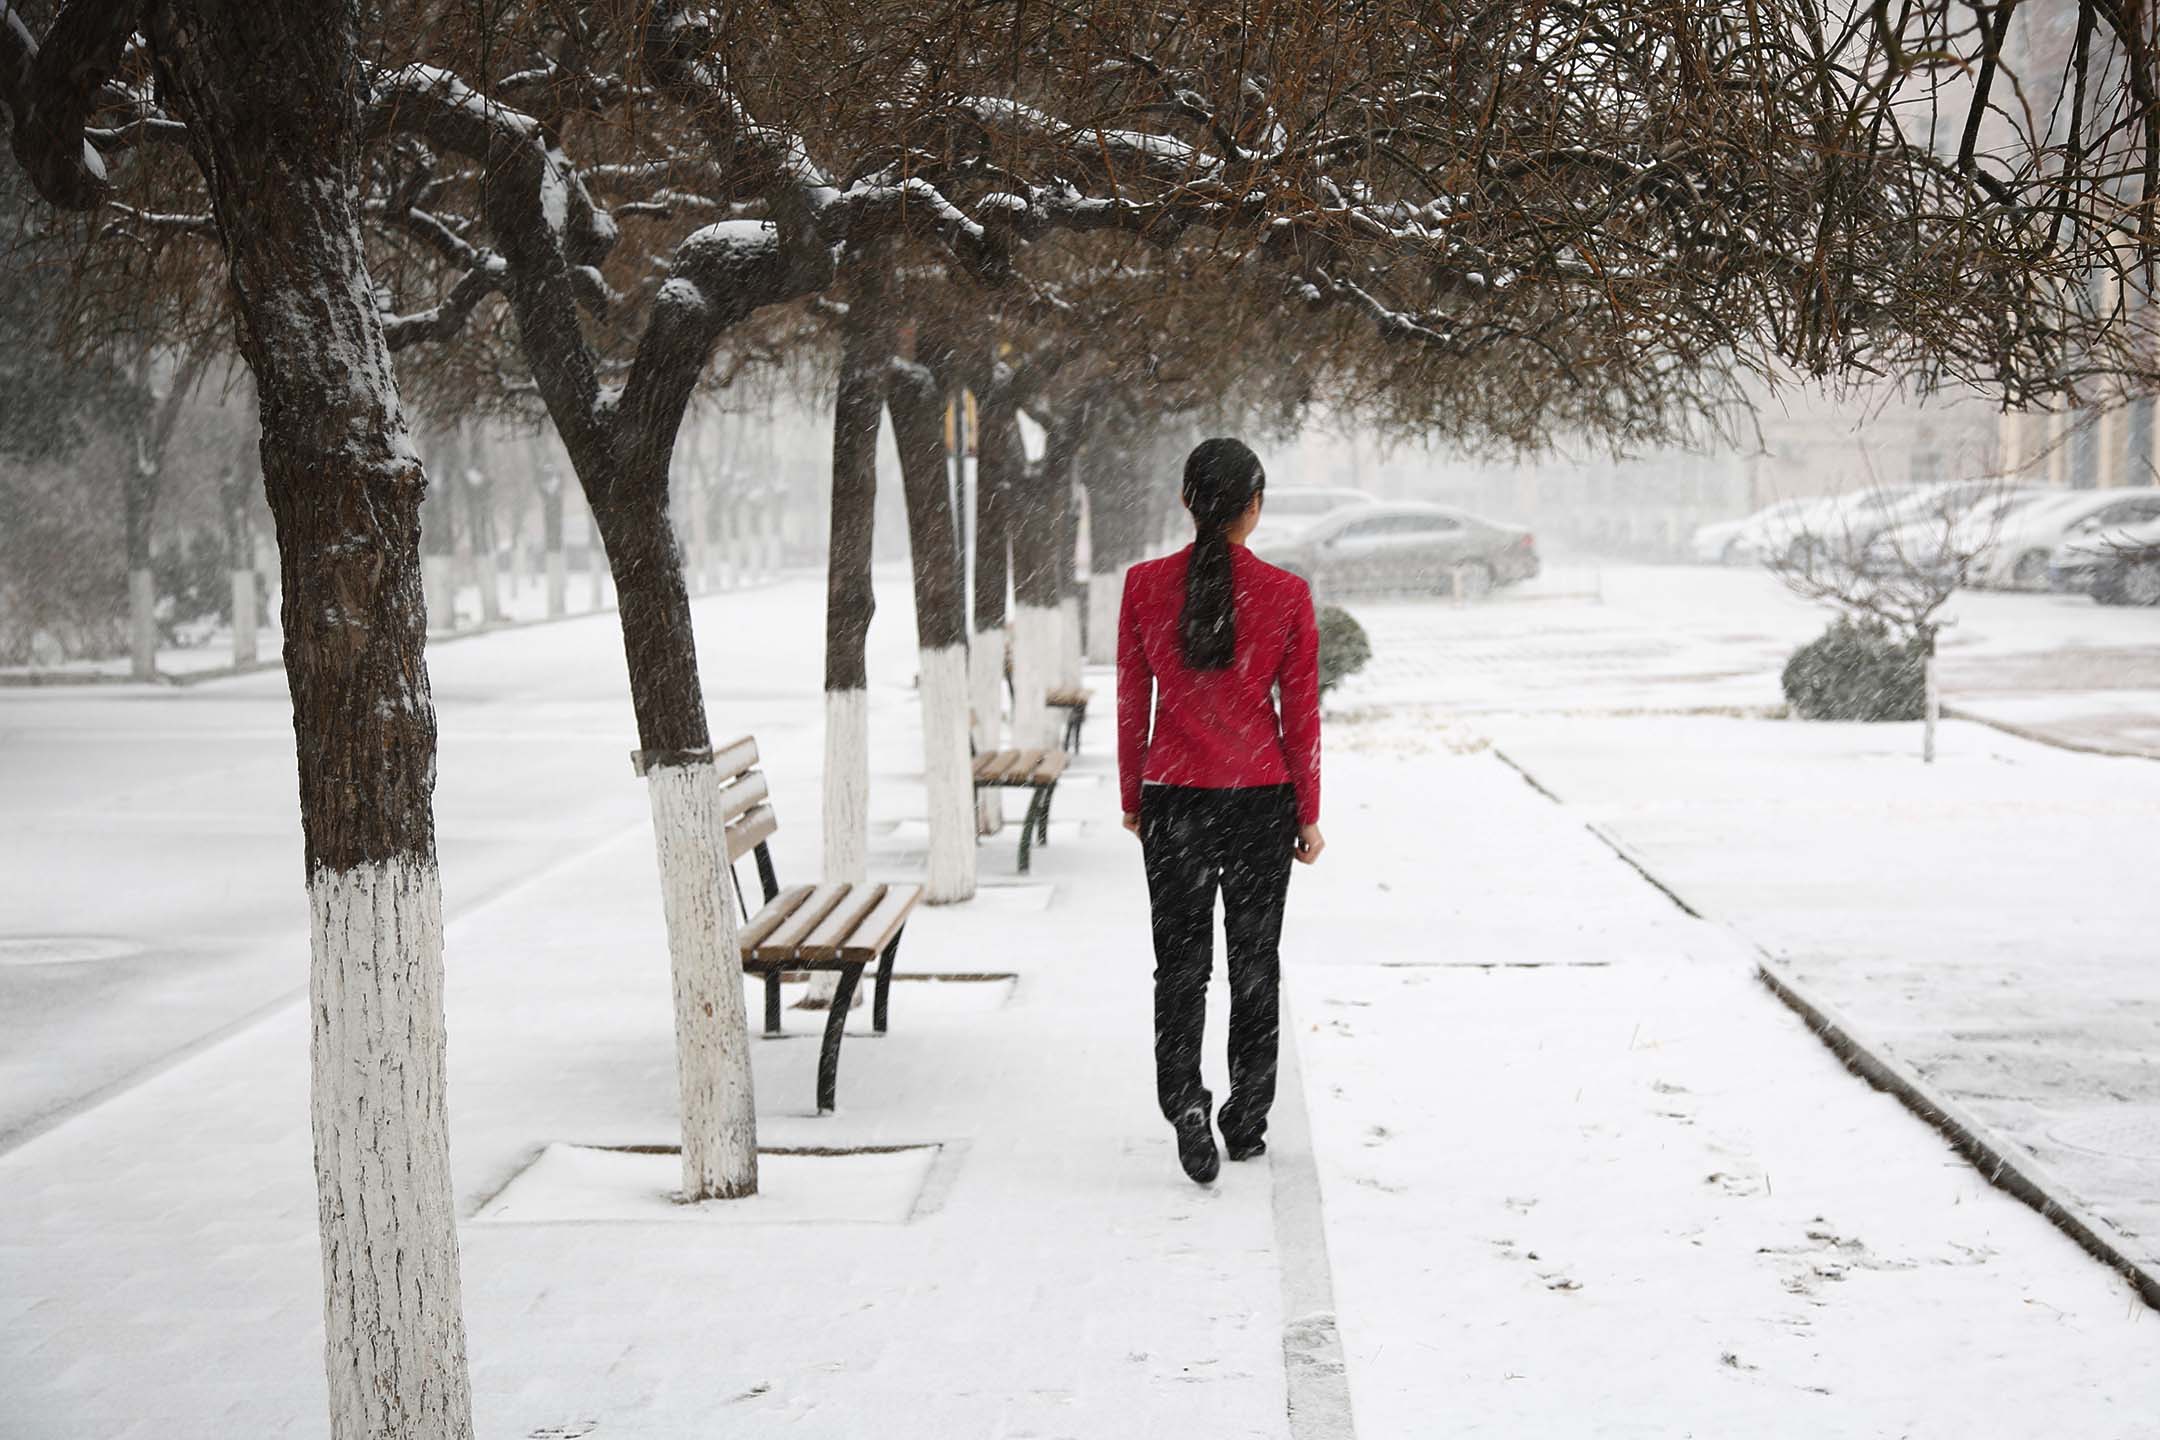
[1045,686,1090,754]
[971,747,1067,874]
[645,736,921,1114]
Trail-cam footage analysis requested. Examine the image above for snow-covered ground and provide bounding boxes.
[4,559,2157,1438]
[1329,565,2160,1277]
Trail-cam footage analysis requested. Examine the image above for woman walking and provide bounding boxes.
[1118,438,1324,1186]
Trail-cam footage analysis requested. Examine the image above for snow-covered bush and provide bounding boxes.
[1781,616,1926,722]
[1318,604,1371,697]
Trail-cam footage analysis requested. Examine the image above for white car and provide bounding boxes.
[1939,488,2057,570]
[1246,485,1376,549]
[1860,482,2048,575]
[2048,507,2160,596]
[1761,486,1916,565]
[1690,497,1816,564]
[1977,488,2160,589]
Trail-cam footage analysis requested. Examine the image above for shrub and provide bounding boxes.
[1317,604,1371,697]
[1781,616,1926,721]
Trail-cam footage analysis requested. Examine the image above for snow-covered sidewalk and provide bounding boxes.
[1,579,1292,1440]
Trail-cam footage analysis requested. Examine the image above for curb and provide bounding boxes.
[1753,960,2160,1311]
[1491,743,2160,1314]
[0,572,814,691]
[1272,995,1358,1440]
[1940,702,2160,762]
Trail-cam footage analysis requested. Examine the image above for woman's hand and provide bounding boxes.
[1122,812,1142,839]
[1294,823,1325,864]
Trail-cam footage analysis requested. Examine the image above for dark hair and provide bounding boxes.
[1179,437,1265,670]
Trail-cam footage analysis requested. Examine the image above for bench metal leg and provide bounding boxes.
[762,972,783,1037]
[1017,788,1045,873]
[816,963,864,1114]
[872,930,904,1034]
[1037,783,1056,844]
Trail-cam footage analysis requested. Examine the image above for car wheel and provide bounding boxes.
[2124,560,2160,607]
[1451,561,1495,600]
[2092,567,2127,605]
[2011,550,2050,588]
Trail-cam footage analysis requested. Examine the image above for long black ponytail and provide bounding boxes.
[1179,437,1265,670]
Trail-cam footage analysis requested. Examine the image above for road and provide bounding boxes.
[0,572,918,1149]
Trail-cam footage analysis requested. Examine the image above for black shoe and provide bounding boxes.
[1174,1105,1220,1185]
[1224,1136,1267,1162]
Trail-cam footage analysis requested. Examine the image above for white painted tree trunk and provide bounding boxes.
[642,760,759,1198]
[231,571,257,667]
[128,568,155,680]
[1057,594,1083,689]
[1011,602,1057,751]
[308,857,474,1440]
[809,687,870,1008]
[1085,570,1121,665]
[423,555,456,632]
[919,643,978,903]
[545,550,566,618]
[970,627,1006,834]
[475,550,502,625]
[1923,651,1939,765]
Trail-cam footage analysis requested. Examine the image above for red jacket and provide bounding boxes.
[1117,543,1322,825]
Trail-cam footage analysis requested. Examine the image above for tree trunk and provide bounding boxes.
[124,418,158,681]
[889,359,977,904]
[1083,430,1155,666]
[822,278,886,890]
[465,433,501,626]
[222,461,259,667]
[420,426,460,633]
[1922,633,1939,765]
[152,4,475,1435]
[590,486,759,1198]
[971,385,1018,835]
[1053,473,1083,689]
[1011,414,1079,750]
[534,435,567,619]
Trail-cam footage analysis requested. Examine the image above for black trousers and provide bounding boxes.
[1140,783,1298,1146]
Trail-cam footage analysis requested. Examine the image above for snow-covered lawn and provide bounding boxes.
[1480,712,2160,1279]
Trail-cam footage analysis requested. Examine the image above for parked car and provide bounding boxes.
[1246,485,1376,549]
[1254,502,1538,597]
[1936,487,2059,578]
[2050,513,2160,602]
[1979,488,2160,589]
[1690,497,1816,565]
[1764,486,1916,565]
[1859,482,2048,576]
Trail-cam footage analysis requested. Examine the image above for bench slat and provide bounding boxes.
[798,883,888,962]
[711,735,760,783]
[717,770,770,823]
[998,748,1043,782]
[752,882,851,961]
[1029,751,1068,786]
[1046,688,1090,708]
[725,804,779,863]
[839,883,922,962]
[738,885,814,954]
